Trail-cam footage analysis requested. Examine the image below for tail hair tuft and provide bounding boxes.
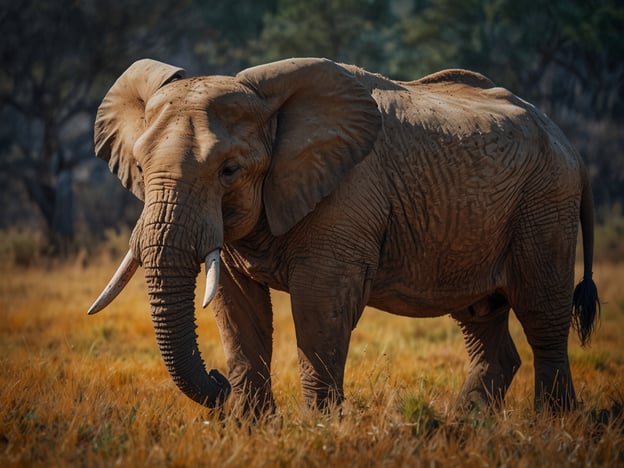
[572,274,600,347]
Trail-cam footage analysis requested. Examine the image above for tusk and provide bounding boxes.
[88,250,139,315]
[202,249,221,308]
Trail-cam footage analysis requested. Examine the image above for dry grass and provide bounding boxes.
[1,258,623,467]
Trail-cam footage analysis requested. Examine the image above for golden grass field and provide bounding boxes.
[1,256,623,467]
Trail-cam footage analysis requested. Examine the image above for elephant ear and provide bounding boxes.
[94,59,186,201]
[237,58,381,236]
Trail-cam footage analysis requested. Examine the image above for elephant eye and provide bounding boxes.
[136,162,143,174]
[219,162,241,180]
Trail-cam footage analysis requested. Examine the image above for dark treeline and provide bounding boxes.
[1,0,622,255]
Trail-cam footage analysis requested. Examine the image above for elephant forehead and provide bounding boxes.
[134,111,263,180]
[149,76,253,116]
[134,111,230,170]
[144,78,262,143]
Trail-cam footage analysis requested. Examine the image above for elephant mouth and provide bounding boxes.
[88,248,221,315]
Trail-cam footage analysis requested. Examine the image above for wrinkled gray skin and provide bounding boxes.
[92,58,599,414]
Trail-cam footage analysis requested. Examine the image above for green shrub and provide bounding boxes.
[101,228,132,260]
[398,394,443,436]
[594,204,624,263]
[0,228,44,267]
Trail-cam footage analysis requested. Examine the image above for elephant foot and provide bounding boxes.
[533,359,576,412]
[454,301,521,411]
[455,358,520,412]
[297,379,347,416]
[301,387,344,414]
[229,387,276,420]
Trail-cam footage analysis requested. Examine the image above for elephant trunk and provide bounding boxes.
[146,260,230,407]
[136,197,230,407]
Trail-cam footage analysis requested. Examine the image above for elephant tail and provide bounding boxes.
[572,171,600,346]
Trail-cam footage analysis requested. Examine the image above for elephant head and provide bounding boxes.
[88,58,381,407]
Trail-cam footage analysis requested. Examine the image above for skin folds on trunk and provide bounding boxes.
[145,247,230,407]
[135,189,230,407]
[143,244,230,407]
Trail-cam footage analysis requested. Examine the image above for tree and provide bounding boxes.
[1,0,622,254]
[0,0,193,253]
[399,0,624,208]
[256,0,400,72]
[188,0,278,73]
[399,0,624,115]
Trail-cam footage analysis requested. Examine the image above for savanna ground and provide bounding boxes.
[1,248,623,466]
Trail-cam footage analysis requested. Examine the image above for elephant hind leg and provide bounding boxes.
[513,301,576,411]
[508,212,578,411]
[513,307,576,411]
[452,294,521,411]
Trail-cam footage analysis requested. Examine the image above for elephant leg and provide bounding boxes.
[509,213,578,411]
[212,260,275,416]
[452,294,521,411]
[289,262,371,411]
[514,300,575,411]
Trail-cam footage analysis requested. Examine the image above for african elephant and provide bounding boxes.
[89,57,599,414]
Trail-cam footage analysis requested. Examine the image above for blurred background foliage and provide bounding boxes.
[1,0,622,262]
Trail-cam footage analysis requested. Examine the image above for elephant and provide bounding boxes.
[89,57,600,415]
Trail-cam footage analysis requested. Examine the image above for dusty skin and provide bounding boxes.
[92,58,599,414]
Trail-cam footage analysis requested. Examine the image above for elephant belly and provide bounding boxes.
[368,216,510,318]
[367,281,493,318]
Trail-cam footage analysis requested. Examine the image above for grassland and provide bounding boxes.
[1,257,623,467]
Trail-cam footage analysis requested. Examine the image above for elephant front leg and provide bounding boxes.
[452,296,521,411]
[289,263,369,411]
[212,261,275,417]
